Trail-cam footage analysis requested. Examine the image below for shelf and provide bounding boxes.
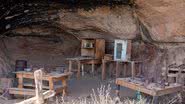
[82,47,94,49]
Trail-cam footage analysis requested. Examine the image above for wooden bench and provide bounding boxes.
[12,71,72,96]
[116,78,182,104]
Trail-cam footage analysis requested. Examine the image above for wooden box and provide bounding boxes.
[81,38,105,59]
[114,39,131,61]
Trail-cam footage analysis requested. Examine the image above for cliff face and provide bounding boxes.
[135,0,185,42]
[0,1,185,81]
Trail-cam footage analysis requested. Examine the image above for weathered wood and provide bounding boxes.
[91,60,95,75]
[69,60,72,72]
[67,58,101,78]
[131,61,135,78]
[34,70,44,104]
[81,64,84,76]
[16,70,56,104]
[102,59,106,80]
[16,90,55,104]
[115,61,120,78]
[18,75,23,88]
[77,60,81,79]
[14,71,71,95]
[116,78,182,96]
[81,38,105,59]
[101,60,142,80]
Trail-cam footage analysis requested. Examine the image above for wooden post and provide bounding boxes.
[49,77,54,90]
[61,77,67,96]
[77,60,81,79]
[92,60,95,76]
[81,64,84,76]
[34,70,44,104]
[102,59,106,80]
[123,63,127,77]
[116,85,120,96]
[131,61,136,79]
[69,60,72,72]
[18,75,23,88]
[116,61,120,78]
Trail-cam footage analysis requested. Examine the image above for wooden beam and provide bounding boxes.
[34,70,44,104]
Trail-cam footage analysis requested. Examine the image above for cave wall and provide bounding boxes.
[0,1,185,82]
[135,0,185,42]
[2,25,80,71]
[0,40,12,77]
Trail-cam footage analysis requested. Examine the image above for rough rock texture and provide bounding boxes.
[0,2,185,82]
[58,6,138,39]
[2,25,80,70]
[135,0,185,42]
[0,40,12,77]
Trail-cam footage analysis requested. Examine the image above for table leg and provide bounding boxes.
[92,61,95,76]
[49,77,54,90]
[16,74,23,88]
[77,61,81,79]
[123,63,127,77]
[18,74,23,88]
[138,62,142,76]
[153,96,159,104]
[61,77,67,96]
[69,60,72,72]
[131,61,136,79]
[81,64,84,76]
[102,60,106,80]
[116,85,120,96]
[116,61,120,78]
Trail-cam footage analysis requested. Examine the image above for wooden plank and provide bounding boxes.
[155,86,182,96]
[9,88,36,96]
[34,70,44,104]
[49,77,54,90]
[15,90,55,104]
[77,60,81,79]
[69,60,72,72]
[23,83,49,89]
[131,61,136,78]
[102,59,106,80]
[116,78,182,96]
[91,60,95,75]
[116,78,156,96]
[95,39,105,59]
[116,61,120,78]
[18,74,23,88]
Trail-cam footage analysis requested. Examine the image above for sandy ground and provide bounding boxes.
[0,74,135,104]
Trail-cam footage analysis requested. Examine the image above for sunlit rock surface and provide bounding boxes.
[135,0,185,42]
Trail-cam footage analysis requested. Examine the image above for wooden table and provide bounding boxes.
[102,59,142,80]
[11,71,72,96]
[67,57,101,79]
[116,78,182,104]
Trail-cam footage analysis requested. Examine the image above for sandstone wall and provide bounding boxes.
[0,2,184,81]
[0,40,12,77]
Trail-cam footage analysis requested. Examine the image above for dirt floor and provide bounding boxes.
[0,74,135,104]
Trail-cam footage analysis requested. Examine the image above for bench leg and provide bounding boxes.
[102,60,106,80]
[116,85,120,97]
[61,78,67,96]
[18,77,23,88]
[153,96,159,104]
[77,61,81,79]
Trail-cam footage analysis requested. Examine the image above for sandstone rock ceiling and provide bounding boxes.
[135,0,185,42]
[0,0,185,43]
